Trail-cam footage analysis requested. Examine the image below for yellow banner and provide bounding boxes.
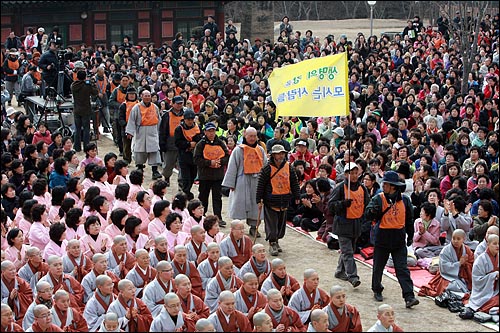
[268,52,349,118]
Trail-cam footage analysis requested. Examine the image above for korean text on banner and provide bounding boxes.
[268,52,349,118]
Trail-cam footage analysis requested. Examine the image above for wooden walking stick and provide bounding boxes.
[253,199,264,243]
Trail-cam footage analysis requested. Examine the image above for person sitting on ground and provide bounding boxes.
[418,229,474,297]
[322,284,362,332]
[367,304,403,332]
[412,202,442,259]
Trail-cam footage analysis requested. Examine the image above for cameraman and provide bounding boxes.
[38,39,59,91]
[71,70,98,152]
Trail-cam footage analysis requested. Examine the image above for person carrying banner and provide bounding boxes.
[256,144,300,256]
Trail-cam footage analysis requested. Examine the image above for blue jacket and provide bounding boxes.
[49,170,69,190]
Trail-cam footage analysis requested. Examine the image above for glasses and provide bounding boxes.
[166,303,181,309]
[36,312,52,319]
[233,228,245,231]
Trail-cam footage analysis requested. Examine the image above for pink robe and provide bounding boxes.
[1,236,7,250]
[65,225,86,241]
[113,199,135,215]
[67,192,83,208]
[182,216,205,234]
[80,178,95,193]
[48,205,61,223]
[163,230,190,252]
[28,221,50,251]
[151,194,165,208]
[205,232,226,245]
[18,217,32,244]
[33,193,52,211]
[80,232,112,258]
[148,218,166,241]
[128,184,146,206]
[104,224,123,241]
[5,244,28,270]
[173,208,190,223]
[125,233,149,254]
[94,181,116,206]
[14,208,23,227]
[114,175,127,184]
[134,206,151,236]
[43,239,68,262]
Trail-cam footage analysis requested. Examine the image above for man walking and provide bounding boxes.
[329,162,370,288]
[256,144,300,256]
[365,171,419,308]
[125,89,162,180]
[193,122,230,224]
[71,70,98,152]
[222,127,267,232]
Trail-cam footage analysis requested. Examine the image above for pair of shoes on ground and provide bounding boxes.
[249,227,261,238]
[152,171,162,180]
[374,292,384,302]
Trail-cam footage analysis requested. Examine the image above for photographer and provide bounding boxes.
[71,70,98,152]
[38,39,59,91]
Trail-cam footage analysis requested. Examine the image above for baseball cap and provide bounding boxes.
[372,110,382,117]
[296,140,307,146]
[205,101,215,108]
[160,67,170,74]
[204,122,216,131]
[173,96,184,104]
[6,107,17,117]
[38,27,45,33]
[344,162,359,172]
[184,110,195,119]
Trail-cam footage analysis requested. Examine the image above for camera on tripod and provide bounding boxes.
[57,49,68,62]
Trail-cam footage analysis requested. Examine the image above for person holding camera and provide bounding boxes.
[71,70,98,152]
[38,39,59,91]
[328,162,370,288]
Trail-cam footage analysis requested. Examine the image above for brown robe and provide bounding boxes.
[177,291,210,322]
[237,286,268,323]
[48,273,86,311]
[30,321,64,332]
[268,273,301,305]
[117,294,153,332]
[2,275,33,325]
[327,303,362,332]
[229,234,253,268]
[2,322,24,332]
[216,308,252,332]
[172,260,204,299]
[111,249,136,279]
[264,304,304,332]
[65,254,94,283]
[52,305,88,332]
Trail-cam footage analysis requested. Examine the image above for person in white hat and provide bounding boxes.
[256,144,301,256]
[329,162,370,288]
[2,107,19,134]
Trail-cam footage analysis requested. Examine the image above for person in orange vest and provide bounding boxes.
[108,73,130,156]
[93,65,111,133]
[193,122,230,225]
[365,171,419,309]
[2,48,21,106]
[119,86,139,164]
[328,162,370,289]
[256,144,301,256]
[125,89,162,180]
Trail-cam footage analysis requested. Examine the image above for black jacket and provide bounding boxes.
[256,159,300,209]
[70,79,98,116]
[193,135,229,181]
[38,49,58,82]
[159,108,185,152]
[174,121,203,165]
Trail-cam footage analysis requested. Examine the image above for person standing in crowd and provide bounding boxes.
[222,127,267,231]
[159,95,186,187]
[71,70,98,152]
[256,144,300,256]
[108,73,130,156]
[202,15,219,39]
[118,86,139,164]
[125,89,162,180]
[365,171,419,308]
[174,109,202,199]
[193,122,230,226]
[329,162,370,288]
[94,65,111,134]
[2,48,21,106]
[37,40,59,92]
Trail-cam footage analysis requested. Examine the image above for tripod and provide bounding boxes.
[92,98,112,140]
[35,87,72,137]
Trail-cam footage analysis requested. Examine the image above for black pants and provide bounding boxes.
[198,179,223,219]
[371,245,415,300]
[179,163,197,200]
[74,113,91,152]
[264,206,287,243]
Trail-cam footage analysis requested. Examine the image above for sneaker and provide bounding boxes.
[269,243,279,256]
[219,220,227,227]
[276,241,282,252]
[152,171,162,180]
[334,272,349,281]
[405,297,419,308]
[350,278,361,288]
[374,292,383,302]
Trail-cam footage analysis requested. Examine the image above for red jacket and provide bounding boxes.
[32,130,52,145]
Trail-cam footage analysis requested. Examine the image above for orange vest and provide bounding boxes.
[271,162,291,195]
[7,59,19,76]
[169,112,183,137]
[110,81,119,93]
[73,72,78,81]
[139,104,159,126]
[125,101,139,122]
[345,184,365,219]
[379,193,405,229]
[240,144,264,175]
[182,125,200,141]
[96,76,108,94]
[116,89,126,104]
[203,144,225,160]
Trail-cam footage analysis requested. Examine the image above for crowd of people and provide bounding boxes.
[1,10,500,332]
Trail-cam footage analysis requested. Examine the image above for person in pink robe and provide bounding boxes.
[66,177,84,209]
[63,208,86,241]
[28,204,50,251]
[163,213,190,252]
[171,192,190,223]
[150,180,169,208]
[127,170,147,210]
[92,166,116,206]
[82,186,101,218]
[133,191,153,236]
[42,222,68,262]
[112,159,129,185]
[148,200,170,241]
[80,216,112,258]
[182,199,205,233]
[5,228,28,270]
[104,208,128,241]
[112,184,135,215]
[32,178,51,212]
[124,216,152,254]
[203,215,226,245]
[89,195,111,231]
